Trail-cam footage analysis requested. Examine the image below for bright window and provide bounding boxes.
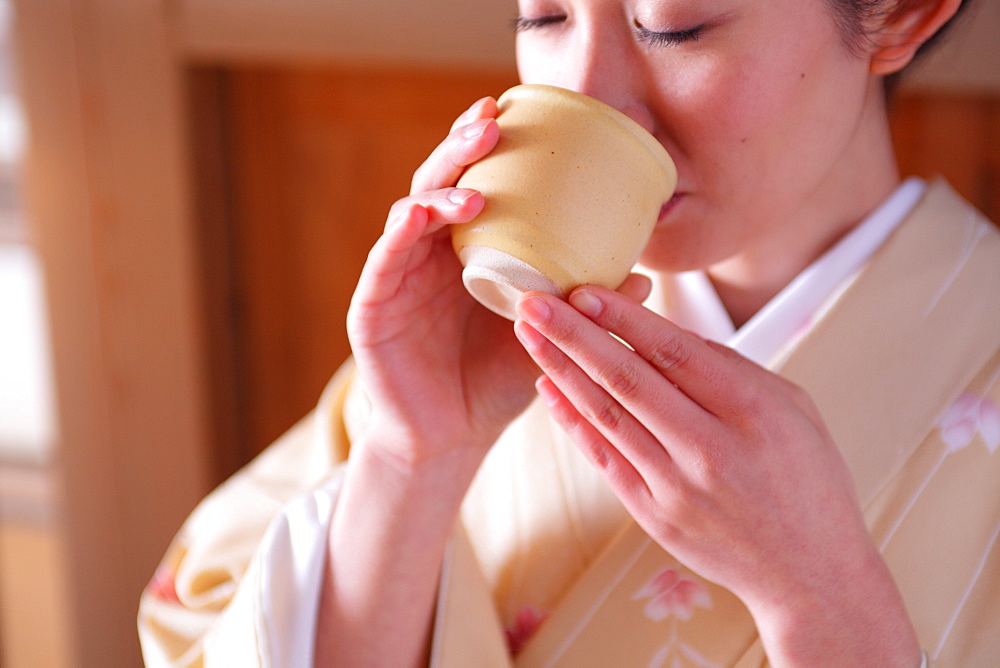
[0,0,55,464]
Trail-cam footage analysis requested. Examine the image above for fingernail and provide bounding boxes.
[451,98,493,132]
[516,295,551,326]
[387,202,420,231]
[570,290,602,318]
[448,188,476,205]
[463,117,491,140]
[459,96,487,121]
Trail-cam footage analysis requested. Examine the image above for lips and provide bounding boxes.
[658,192,684,221]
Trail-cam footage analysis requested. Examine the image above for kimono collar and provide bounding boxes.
[641,177,926,365]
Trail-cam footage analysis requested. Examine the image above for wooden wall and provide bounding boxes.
[890,93,1000,221]
[195,66,519,468]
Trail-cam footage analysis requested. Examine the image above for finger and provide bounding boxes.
[701,337,821,419]
[384,187,483,235]
[534,375,652,497]
[516,291,714,444]
[410,97,500,195]
[566,286,777,419]
[449,96,497,133]
[514,299,682,473]
[615,273,653,304]
[356,189,484,309]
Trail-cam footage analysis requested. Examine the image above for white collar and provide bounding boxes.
[641,177,927,365]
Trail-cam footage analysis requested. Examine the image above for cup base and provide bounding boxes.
[458,245,561,321]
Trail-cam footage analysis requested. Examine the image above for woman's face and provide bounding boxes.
[515,0,894,277]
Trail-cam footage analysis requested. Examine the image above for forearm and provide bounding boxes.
[314,434,482,667]
[749,542,921,667]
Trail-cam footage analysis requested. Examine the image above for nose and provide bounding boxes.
[557,21,656,133]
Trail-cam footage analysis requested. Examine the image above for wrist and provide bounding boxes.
[357,420,489,487]
[745,544,920,667]
[321,431,480,666]
[347,426,489,514]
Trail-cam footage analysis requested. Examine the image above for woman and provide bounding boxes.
[140,0,999,665]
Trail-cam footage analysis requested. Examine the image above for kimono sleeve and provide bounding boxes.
[137,361,359,667]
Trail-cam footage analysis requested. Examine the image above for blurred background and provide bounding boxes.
[0,0,996,665]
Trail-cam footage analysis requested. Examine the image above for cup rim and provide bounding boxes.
[497,84,677,184]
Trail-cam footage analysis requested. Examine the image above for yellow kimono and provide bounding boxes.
[139,180,1000,666]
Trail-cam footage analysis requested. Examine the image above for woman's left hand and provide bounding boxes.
[513,285,921,666]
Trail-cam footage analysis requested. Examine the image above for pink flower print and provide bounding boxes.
[938,392,1000,454]
[632,567,712,622]
[504,604,550,656]
[146,563,181,604]
[791,315,816,341]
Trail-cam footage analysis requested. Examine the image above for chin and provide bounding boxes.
[638,217,714,274]
[638,240,704,274]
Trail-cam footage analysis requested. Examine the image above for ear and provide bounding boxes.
[869,0,964,75]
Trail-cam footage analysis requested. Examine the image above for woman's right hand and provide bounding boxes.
[346,96,540,475]
[321,97,654,667]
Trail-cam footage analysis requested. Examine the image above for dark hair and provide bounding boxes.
[824,0,975,89]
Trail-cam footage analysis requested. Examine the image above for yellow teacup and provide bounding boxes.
[453,84,677,320]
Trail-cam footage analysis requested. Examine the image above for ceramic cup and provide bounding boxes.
[452,84,677,320]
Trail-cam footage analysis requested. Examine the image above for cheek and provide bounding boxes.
[515,37,546,85]
[516,37,572,89]
[514,39,536,83]
[667,46,864,195]
[650,42,782,147]
[656,60,777,185]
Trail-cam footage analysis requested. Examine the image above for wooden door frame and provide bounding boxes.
[14,1,213,664]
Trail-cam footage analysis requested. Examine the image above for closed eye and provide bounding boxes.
[512,15,567,32]
[633,20,705,47]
